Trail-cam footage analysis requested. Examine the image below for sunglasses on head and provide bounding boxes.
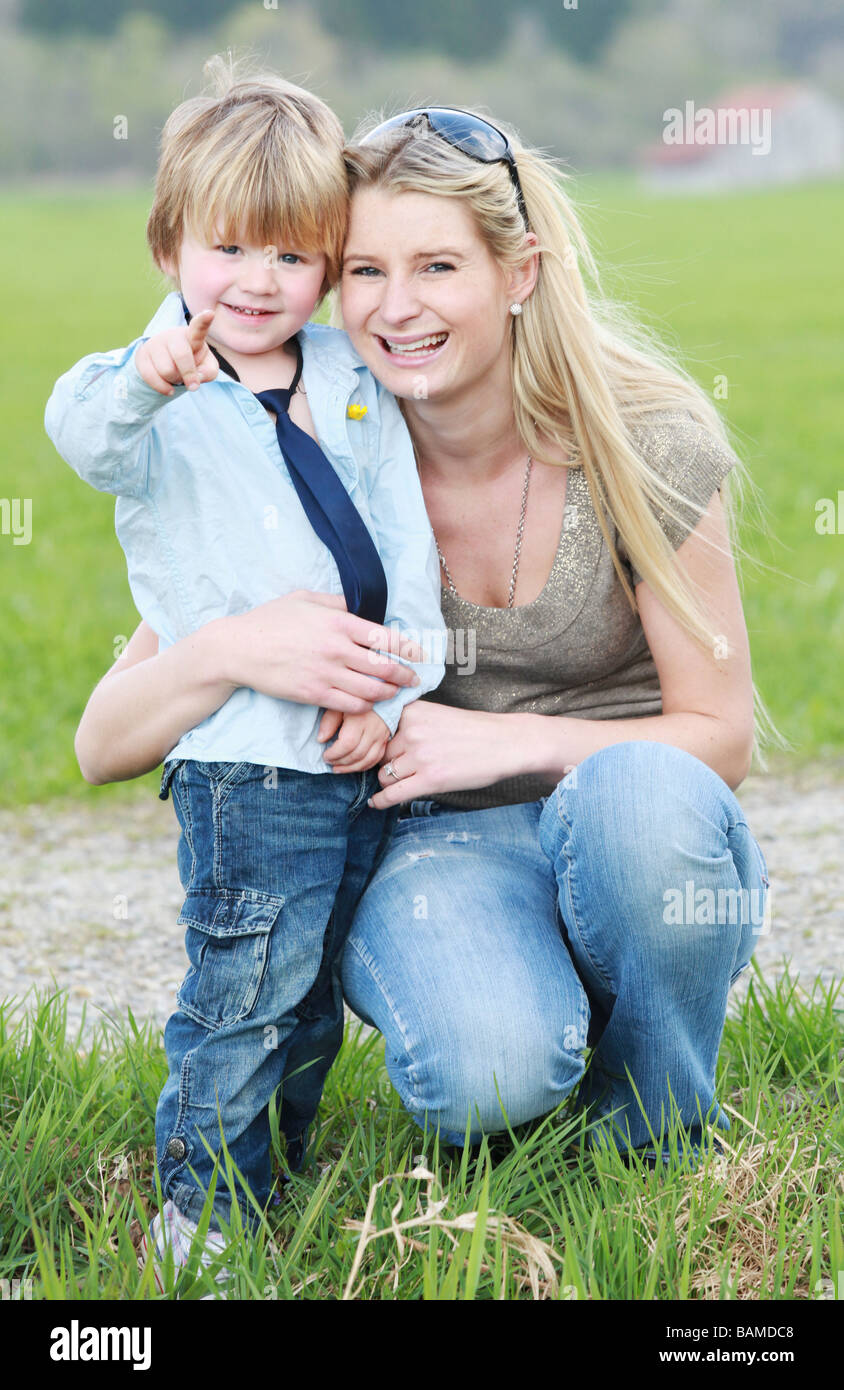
[360,106,529,230]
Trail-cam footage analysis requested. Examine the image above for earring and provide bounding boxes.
[509,302,523,316]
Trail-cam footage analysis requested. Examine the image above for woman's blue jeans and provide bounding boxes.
[341,740,770,1160]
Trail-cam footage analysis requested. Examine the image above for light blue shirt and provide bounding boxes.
[45,292,446,774]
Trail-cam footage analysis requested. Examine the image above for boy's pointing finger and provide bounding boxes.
[169,338,206,391]
[187,309,216,349]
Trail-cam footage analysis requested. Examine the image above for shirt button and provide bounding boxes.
[166,1137,187,1162]
[244,401,259,414]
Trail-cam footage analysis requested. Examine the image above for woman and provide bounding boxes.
[76,107,776,1164]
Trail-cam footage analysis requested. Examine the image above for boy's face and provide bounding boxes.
[161,225,327,372]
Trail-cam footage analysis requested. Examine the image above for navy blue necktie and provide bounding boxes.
[256,355,388,625]
[180,297,388,624]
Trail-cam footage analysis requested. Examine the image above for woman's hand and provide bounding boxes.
[220,590,424,715]
[365,701,525,809]
[75,593,425,785]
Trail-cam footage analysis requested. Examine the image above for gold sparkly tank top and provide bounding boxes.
[422,411,740,810]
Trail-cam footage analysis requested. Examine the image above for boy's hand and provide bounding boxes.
[318,708,390,773]
[134,310,219,396]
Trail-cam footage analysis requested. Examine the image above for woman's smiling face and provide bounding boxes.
[340,187,518,404]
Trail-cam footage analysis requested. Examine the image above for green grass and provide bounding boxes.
[578,176,844,764]
[2,178,843,806]
[1,962,841,1300]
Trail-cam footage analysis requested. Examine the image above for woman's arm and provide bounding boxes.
[523,490,756,790]
[367,492,756,807]
[75,591,426,785]
[75,619,235,784]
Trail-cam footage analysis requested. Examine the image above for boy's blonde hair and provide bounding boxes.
[148,55,348,291]
[342,118,790,772]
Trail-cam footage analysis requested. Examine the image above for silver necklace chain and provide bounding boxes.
[433,456,533,609]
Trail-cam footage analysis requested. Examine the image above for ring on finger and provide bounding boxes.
[383,761,401,782]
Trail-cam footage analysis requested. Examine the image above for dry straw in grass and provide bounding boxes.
[667,1102,842,1300]
[342,1164,563,1300]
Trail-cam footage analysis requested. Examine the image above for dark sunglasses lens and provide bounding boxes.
[361,111,424,143]
[363,109,511,164]
[425,110,510,163]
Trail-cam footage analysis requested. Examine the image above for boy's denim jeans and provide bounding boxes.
[341,740,771,1162]
[157,758,396,1232]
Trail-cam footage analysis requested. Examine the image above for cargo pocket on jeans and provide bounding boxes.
[176,888,284,1030]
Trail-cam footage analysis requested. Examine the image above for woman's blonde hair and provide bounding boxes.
[147,54,348,291]
[341,117,789,772]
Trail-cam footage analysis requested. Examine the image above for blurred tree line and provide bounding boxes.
[19,0,234,34]
[20,0,633,63]
[4,0,843,178]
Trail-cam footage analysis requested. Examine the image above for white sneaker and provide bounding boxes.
[138,1199,230,1297]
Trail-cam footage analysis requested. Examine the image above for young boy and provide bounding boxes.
[45,61,445,1287]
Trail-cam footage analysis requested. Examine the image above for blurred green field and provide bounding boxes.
[2,178,842,807]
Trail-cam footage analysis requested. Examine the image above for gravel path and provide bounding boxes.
[1,758,842,1045]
